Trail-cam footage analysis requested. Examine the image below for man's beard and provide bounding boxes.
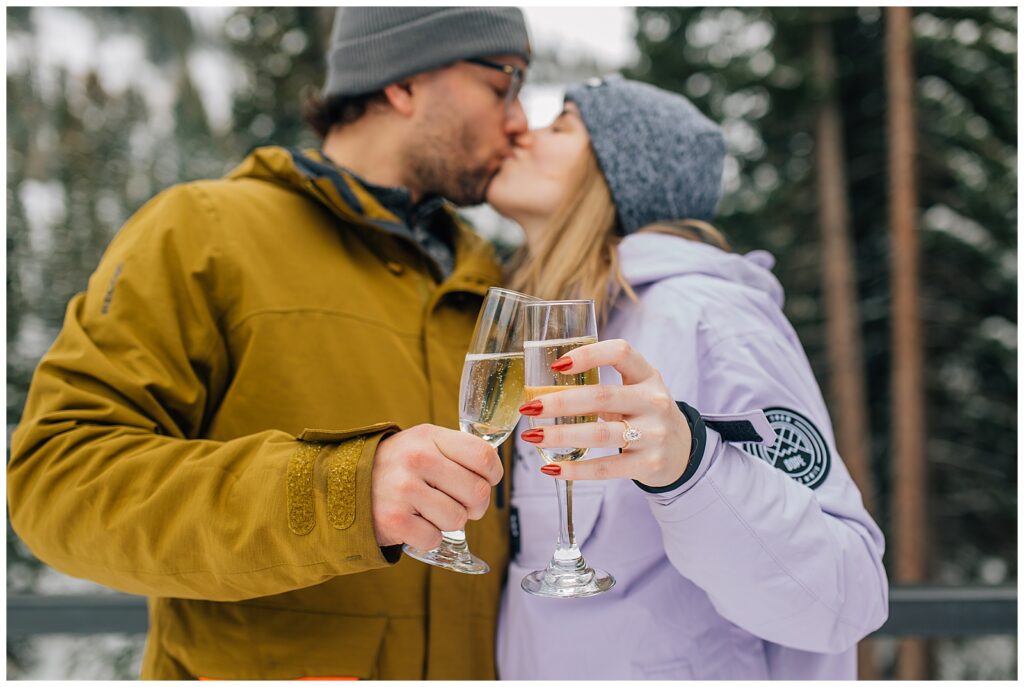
[406,114,497,207]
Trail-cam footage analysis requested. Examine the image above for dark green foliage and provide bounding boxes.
[225,7,334,153]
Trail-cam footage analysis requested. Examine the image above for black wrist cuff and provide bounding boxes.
[634,401,707,494]
[382,544,404,564]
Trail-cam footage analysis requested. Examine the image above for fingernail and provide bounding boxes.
[519,400,543,416]
[521,428,544,443]
[540,464,561,476]
[550,357,573,372]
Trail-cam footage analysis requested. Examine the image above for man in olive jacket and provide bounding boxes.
[9,8,531,680]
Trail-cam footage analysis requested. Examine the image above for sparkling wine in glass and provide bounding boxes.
[403,287,537,574]
[521,299,615,597]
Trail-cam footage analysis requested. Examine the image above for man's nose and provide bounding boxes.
[504,98,529,136]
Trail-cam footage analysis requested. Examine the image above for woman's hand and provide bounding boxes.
[518,338,692,488]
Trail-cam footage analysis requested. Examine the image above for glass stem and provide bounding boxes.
[553,478,580,560]
[441,529,466,544]
[440,530,470,559]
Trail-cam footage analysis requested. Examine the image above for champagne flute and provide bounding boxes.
[403,287,538,574]
[521,299,615,598]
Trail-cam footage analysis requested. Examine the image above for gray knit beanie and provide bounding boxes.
[324,7,531,97]
[565,75,726,234]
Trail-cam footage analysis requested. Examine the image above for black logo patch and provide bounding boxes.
[741,407,830,489]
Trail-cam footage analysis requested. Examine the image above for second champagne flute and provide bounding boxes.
[521,299,615,597]
[403,287,537,574]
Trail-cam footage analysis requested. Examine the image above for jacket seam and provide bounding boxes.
[226,307,423,339]
[653,495,720,523]
[180,182,236,363]
[695,329,781,368]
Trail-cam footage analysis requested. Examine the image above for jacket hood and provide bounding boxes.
[618,232,785,307]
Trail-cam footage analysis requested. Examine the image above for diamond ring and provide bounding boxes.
[621,419,643,450]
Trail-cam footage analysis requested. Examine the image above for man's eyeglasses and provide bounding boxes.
[464,57,524,113]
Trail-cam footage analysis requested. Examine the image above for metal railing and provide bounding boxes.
[6,585,1016,637]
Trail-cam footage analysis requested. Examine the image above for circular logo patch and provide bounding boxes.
[741,407,830,489]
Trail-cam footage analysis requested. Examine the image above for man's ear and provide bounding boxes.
[383,80,416,117]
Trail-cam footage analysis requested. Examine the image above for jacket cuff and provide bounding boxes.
[633,401,706,494]
[294,423,403,571]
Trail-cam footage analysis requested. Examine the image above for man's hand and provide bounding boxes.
[371,424,503,551]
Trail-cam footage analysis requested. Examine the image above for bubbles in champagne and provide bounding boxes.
[523,336,599,462]
[459,352,525,447]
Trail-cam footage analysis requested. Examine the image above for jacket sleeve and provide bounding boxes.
[643,326,889,654]
[8,184,401,602]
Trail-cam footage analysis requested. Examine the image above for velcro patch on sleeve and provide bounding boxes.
[702,419,764,443]
[701,409,777,445]
[328,437,365,530]
[288,441,325,535]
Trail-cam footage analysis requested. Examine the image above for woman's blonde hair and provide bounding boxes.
[507,147,731,327]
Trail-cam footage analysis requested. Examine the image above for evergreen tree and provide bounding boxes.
[223,7,333,154]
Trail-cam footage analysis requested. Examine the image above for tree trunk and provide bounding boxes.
[886,7,929,679]
[811,18,879,680]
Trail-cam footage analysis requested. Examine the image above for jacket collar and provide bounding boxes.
[225,146,500,295]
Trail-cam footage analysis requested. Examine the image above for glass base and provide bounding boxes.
[403,536,490,575]
[521,563,615,598]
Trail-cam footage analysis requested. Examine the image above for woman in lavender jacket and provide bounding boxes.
[485,76,888,680]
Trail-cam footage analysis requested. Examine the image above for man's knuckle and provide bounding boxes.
[419,530,442,551]
[405,449,427,471]
[470,501,489,520]
[380,509,406,532]
[478,444,498,467]
[473,478,492,504]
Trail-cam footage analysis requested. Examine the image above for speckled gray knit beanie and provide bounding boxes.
[325,7,531,97]
[565,75,726,233]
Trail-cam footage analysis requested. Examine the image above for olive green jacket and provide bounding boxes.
[8,147,510,679]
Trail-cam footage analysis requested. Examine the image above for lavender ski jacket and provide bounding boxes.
[497,233,888,680]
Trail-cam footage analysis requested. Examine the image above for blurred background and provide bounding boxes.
[5,5,1017,680]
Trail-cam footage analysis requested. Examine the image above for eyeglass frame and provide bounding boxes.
[464,57,525,113]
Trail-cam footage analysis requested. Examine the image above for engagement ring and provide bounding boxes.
[622,420,642,449]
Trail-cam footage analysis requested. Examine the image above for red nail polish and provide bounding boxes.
[550,357,573,372]
[519,400,543,416]
[521,428,544,443]
[540,464,561,476]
